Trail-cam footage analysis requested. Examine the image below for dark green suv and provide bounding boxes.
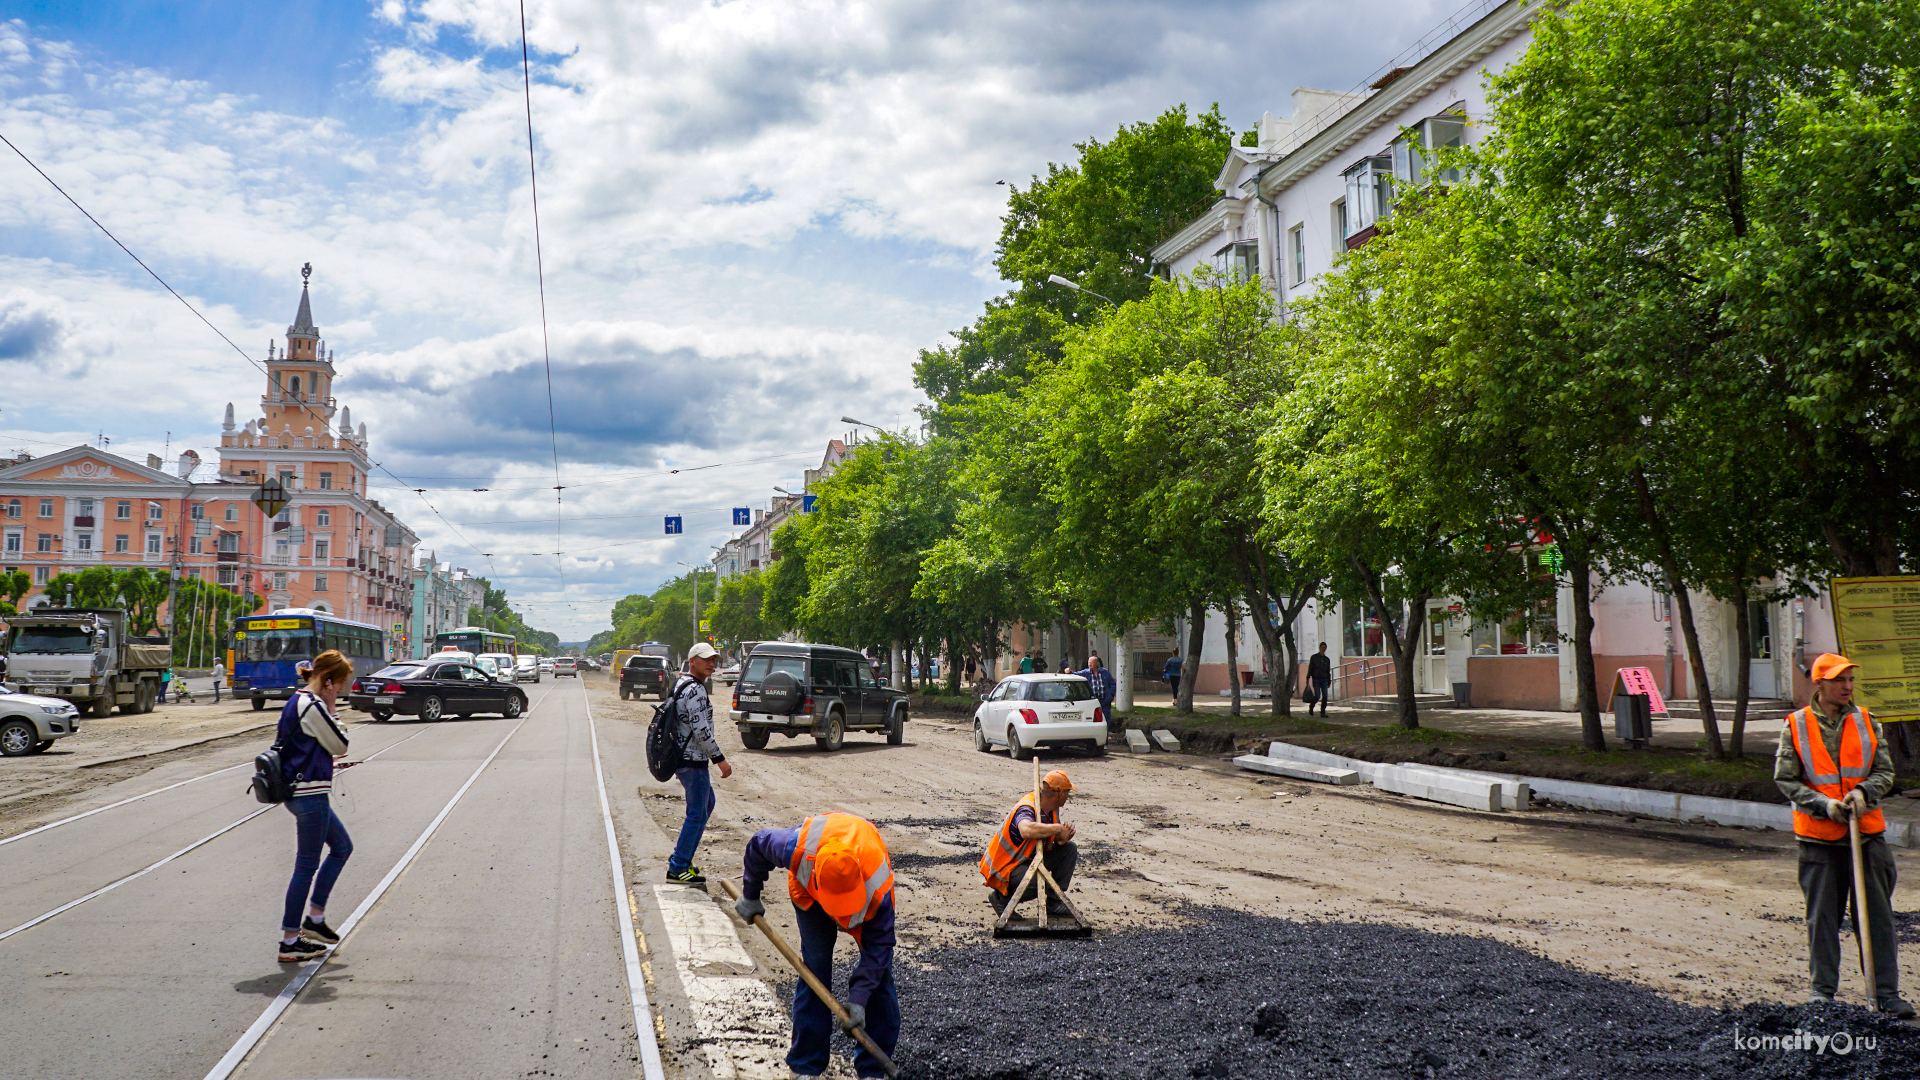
[728,642,907,751]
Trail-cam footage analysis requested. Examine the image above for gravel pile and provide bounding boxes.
[881,908,1920,1079]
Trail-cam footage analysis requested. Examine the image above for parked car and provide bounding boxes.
[729,642,908,752]
[577,656,600,672]
[971,674,1106,759]
[715,661,742,685]
[619,655,671,700]
[553,656,579,677]
[0,684,82,756]
[512,655,542,683]
[347,660,529,722]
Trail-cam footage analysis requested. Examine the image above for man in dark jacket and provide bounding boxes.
[1307,642,1332,716]
[666,642,732,885]
[1074,654,1118,732]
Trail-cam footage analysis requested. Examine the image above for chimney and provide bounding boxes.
[147,454,164,470]
[177,450,200,478]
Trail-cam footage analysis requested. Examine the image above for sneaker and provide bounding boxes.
[301,917,341,945]
[278,937,328,963]
[1804,991,1834,1005]
[665,866,706,885]
[1879,995,1917,1019]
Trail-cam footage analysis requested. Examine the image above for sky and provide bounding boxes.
[0,0,1465,640]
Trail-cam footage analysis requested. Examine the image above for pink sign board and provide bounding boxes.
[1611,666,1667,716]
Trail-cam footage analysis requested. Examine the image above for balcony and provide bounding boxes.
[72,516,94,527]
[217,551,240,563]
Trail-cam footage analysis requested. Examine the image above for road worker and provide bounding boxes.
[981,769,1077,917]
[1775,653,1913,1016]
[735,812,899,1078]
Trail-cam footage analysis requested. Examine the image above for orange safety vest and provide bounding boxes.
[979,793,1055,895]
[1787,706,1886,841]
[788,813,895,932]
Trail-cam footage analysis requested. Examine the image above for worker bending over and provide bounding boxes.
[981,769,1078,916]
[736,812,899,1078]
[1775,653,1913,1016]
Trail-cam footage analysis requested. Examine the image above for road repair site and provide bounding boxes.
[3,671,1917,1078]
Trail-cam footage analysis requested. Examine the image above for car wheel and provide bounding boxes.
[1087,738,1108,757]
[740,726,770,750]
[0,719,37,757]
[251,697,266,712]
[974,721,992,753]
[887,708,906,746]
[504,694,525,718]
[142,683,158,713]
[420,696,444,722]
[371,708,394,721]
[1008,726,1032,761]
[815,711,845,752]
[619,687,630,701]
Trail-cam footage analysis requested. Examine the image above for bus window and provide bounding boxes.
[243,628,312,662]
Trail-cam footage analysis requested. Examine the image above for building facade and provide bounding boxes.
[0,272,419,657]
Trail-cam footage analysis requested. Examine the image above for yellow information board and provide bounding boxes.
[1832,576,1920,724]
[242,618,310,630]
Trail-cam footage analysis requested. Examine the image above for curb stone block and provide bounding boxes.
[1150,729,1180,752]
[1125,729,1152,753]
[1373,764,1502,812]
[1233,754,1362,785]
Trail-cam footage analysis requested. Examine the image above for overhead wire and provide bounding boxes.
[517,0,567,599]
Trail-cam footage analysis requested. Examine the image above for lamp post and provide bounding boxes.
[1045,273,1114,305]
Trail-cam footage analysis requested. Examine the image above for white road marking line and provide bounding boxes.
[654,884,789,1079]
[201,708,534,1080]
[584,685,670,1080]
[0,726,433,944]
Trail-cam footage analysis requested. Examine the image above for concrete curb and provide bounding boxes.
[78,721,279,769]
[1230,754,1361,785]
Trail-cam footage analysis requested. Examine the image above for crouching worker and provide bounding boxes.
[735,812,899,1078]
[981,769,1077,917]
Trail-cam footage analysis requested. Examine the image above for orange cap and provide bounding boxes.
[809,840,870,920]
[1041,769,1075,792]
[1810,653,1859,682]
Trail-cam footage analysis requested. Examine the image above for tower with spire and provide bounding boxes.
[262,262,338,432]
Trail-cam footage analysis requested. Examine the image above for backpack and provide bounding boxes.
[249,744,292,804]
[646,676,695,782]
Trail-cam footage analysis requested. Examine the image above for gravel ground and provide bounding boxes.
[886,908,1920,1080]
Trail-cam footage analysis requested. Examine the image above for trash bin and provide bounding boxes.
[1451,681,1471,708]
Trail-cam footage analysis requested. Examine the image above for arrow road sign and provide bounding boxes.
[664,516,683,535]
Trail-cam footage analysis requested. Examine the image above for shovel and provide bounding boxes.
[1849,808,1878,1010]
[718,877,900,1078]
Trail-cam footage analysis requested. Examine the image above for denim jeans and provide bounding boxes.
[787,901,900,1077]
[283,794,352,932]
[1310,676,1330,715]
[669,765,714,874]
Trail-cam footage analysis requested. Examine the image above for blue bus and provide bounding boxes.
[230,608,389,712]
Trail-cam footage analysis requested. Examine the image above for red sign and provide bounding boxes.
[1610,666,1667,716]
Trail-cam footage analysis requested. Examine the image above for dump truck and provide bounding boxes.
[2,608,171,717]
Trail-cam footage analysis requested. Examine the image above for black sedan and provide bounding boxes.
[348,660,528,721]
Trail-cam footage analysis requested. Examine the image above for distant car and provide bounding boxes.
[432,649,477,666]
[553,657,578,677]
[0,686,82,756]
[577,656,600,672]
[512,655,542,683]
[477,653,517,680]
[715,661,742,685]
[972,674,1106,759]
[474,656,504,680]
[619,655,670,700]
[348,660,528,722]
[730,642,908,752]
[538,658,554,675]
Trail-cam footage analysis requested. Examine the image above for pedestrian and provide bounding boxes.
[1775,653,1913,1016]
[211,657,225,704]
[735,811,899,1078]
[666,642,732,885]
[1018,652,1035,675]
[1307,641,1332,716]
[963,654,978,685]
[274,649,355,963]
[1073,654,1118,732]
[159,667,173,704]
[980,769,1078,918]
[1163,654,1182,699]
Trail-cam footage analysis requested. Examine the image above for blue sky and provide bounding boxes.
[0,0,1460,638]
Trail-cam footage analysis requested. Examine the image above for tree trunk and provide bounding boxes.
[1224,598,1242,717]
[946,638,961,696]
[1632,466,1724,758]
[1564,542,1607,751]
[1729,577,1750,758]
[1177,598,1205,713]
[1389,596,1429,729]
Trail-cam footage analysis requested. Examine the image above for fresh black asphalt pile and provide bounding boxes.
[874,907,1920,1079]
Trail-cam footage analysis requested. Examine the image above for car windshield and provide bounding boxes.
[241,629,314,662]
[476,658,499,675]
[6,626,94,654]
[1028,680,1093,702]
[627,657,665,670]
[743,655,806,683]
[370,664,431,680]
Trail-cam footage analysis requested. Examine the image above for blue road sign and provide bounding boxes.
[733,507,751,526]
[664,516,683,534]
[803,494,818,513]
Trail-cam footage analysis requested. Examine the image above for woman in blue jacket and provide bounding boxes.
[275,649,355,963]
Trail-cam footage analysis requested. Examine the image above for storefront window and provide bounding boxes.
[1468,553,1562,655]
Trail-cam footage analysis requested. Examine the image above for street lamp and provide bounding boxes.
[840,415,882,430]
[1045,273,1114,305]
[675,560,703,650]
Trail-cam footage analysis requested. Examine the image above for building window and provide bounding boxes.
[1390,113,1465,189]
[34,566,50,584]
[218,566,237,586]
[315,573,329,592]
[36,533,51,552]
[189,536,202,555]
[114,534,129,553]
[273,571,288,592]
[1330,198,1347,252]
[225,504,238,522]
[5,499,18,518]
[1470,552,1562,655]
[190,502,203,520]
[78,498,94,518]
[280,469,295,487]
[217,532,238,553]
[39,498,53,517]
[314,539,329,560]
[3,532,18,554]
[289,375,301,398]
[319,471,332,490]
[148,502,162,520]
[77,532,92,552]
[1289,224,1306,284]
[1341,155,1392,242]
[147,533,161,555]
[116,500,131,519]
[1342,596,1388,658]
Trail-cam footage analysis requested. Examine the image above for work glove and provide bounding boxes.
[836,1000,866,1034]
[734,896,765,923]
[1823,796,1851,821]
[1843,788,1870,815]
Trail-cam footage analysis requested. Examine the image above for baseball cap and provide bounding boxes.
[810,840,870,920]
[687,642,719,660]
[1810,653,1859,681]
[1042,769,1075,792]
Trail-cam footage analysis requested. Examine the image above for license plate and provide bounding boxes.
[1050,711,1080,722]
[31,686,55,695]
[375,696,395,704]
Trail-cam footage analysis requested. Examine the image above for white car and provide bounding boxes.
[0,685,83,756]
[477,653,517,681]
[538,658,554,676]
[512,655,542,683]
[972,674,1107,759]
[552,657,579,677]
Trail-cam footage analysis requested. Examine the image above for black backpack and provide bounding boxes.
[249,744,292,804]
[646,676,695,782]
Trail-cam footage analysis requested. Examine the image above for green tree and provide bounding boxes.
[0,570,29,617]
[704,569,777,651]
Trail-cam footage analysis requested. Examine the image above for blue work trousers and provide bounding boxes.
[668,764,714,874]
[788,901,900,1077]
[282,794,352,932]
